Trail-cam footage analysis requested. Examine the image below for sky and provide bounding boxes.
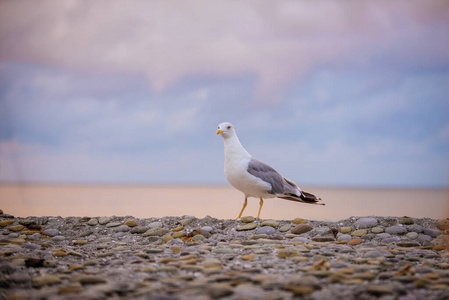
[0,0,448,187]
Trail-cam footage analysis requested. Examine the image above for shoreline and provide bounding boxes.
[1,185,448,221]
[1,212,448,299]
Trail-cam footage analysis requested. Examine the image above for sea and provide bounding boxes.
[1,184,448,221]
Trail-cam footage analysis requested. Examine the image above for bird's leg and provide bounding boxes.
[257,198,264,219]
[237,197,248,219]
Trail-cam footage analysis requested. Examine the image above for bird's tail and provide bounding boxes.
[278,191,325,205]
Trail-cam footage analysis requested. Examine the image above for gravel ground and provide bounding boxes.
[1,210,448,300]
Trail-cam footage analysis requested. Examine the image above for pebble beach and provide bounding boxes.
[1,210,448,300]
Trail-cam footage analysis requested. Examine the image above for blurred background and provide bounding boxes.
[0,1,448,219]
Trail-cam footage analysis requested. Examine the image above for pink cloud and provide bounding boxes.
[0,0,447,103]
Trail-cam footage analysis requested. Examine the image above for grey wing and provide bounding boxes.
[247,158,289,195]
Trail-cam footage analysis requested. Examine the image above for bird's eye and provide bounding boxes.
[227,126,231,130]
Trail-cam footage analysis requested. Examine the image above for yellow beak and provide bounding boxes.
[216,129,223,135]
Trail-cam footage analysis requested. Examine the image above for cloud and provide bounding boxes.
[0,136,224,184]
[1,0,448,103]
[0,1,448,187]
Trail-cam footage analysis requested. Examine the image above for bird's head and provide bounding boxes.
[216,122,235,139]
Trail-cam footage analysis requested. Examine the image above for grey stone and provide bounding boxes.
[105,222,122,228]
[19,218,36,226]
[113,232,127,238]
[423,228,441,238]
[28,233,41,240]
[9,272,31,284]
[355,217,378,229]
[98,217,111,225]
[43,229,59,237]
[279,224,291,232]
[130,226,149,234]
[22,243,40,250]
[51,235,65,242]
[180,218,195,226]
[192,234,206,242]
[213,248,236,254]
[87,218,99,226]
[148,221,163,229]
[383,237,400,243]
[201,226,213,232]
[291,237,310,243]
[80,230,93,237]
[377,233,391,239]
[337,234,352,242]
[115,225,130,232]
[417,234,432,244]
[371,227,384,234]
[408,224,424,233]
[385,226,407,235]
[406,232,419,240]
[314,226,330,235]
[143,228,169,237]
[236,223,257,231]
[256,226,276,235]
[363,250,383,258]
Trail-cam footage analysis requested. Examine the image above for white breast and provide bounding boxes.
[221,130,273,198]
[224,156,273,198]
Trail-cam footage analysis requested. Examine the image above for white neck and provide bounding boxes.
[223,133,251,161]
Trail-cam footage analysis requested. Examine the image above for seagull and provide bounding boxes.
[216,122,324,219]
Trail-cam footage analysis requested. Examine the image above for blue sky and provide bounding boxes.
[0,0,448,187]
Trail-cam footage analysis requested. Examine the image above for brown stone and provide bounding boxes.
[399,216,414,225]
[241,254,255,260]
[58,284,84,295]
[236,223,257,231]
[0,220,14,227]
[277,249,300,258]
[351,229,367,237]
[291,224,313,234]
[436,219,449,231]
[292,218,307,224]
[395,265,415,277]
[171,246,182,253]
[54,251,68,257]
[73,240,88,245]
[68,264,85,272]
[347,238,363,246]
[8,225,24,232]
[283,285,314,296]
[433,244,445,251]
[241,216,255,223]
[340,227,351,234]
[311,237,335,242]
[124,219,138,227]
[172,232,187,238]
[32,275,62,287]
[309,259,331,271]
[172,225,184,232]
